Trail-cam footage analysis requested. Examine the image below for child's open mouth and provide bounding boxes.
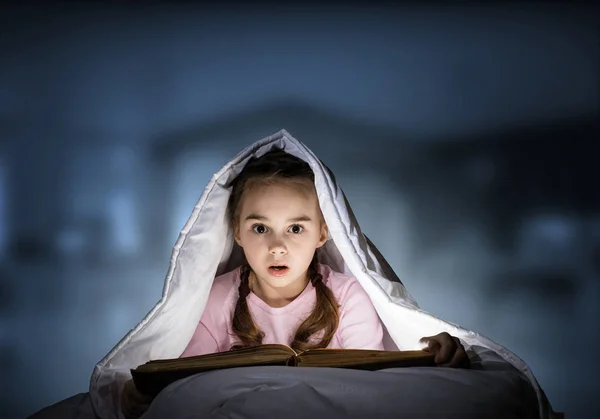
[268,266,290,276]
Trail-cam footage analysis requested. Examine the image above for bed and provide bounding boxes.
[30,347,539,419]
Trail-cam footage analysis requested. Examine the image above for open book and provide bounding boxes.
[131,344,436,396]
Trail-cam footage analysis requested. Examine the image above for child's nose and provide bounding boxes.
[270,248,286,256]
[268,240,287,255]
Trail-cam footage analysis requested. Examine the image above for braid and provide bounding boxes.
[231,262,265,350]
[290,255,340,352]
[310,259,324,288]
[238,264,252,299]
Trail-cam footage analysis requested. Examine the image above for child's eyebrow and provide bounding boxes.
[288,215,312,223]
[244,214,313,223]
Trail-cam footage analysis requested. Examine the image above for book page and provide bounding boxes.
[132,344,299,397]
[136,344,297,373]
[296,349,435,370]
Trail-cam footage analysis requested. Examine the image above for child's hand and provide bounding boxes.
[121,379,153,419]
[419,332,470,368]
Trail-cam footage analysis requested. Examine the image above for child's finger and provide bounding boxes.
[423,340,446,361]
[420,338,440,353]
[440,338,470,368]
[435,335,457,364]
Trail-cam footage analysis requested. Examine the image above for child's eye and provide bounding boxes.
[252,224,268,234]
[288,224,304,234]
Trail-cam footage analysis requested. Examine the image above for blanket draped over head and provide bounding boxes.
[89,130,557,419]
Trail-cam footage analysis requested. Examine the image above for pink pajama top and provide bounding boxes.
[181,264,384,356]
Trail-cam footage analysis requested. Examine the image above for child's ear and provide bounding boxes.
[316,222,329,248]
[234,224,242,247]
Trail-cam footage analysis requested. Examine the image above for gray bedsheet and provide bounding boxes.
[29,348,539,419]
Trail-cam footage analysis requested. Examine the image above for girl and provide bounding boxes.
[120,148,469,419]
[181,148,386,355]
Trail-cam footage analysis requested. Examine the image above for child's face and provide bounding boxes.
[234,180,328,291]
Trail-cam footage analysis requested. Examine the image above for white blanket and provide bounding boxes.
[88,129,559,419]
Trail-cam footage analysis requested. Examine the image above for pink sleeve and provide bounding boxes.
[337,279,385,350]
[180,320,220,357]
